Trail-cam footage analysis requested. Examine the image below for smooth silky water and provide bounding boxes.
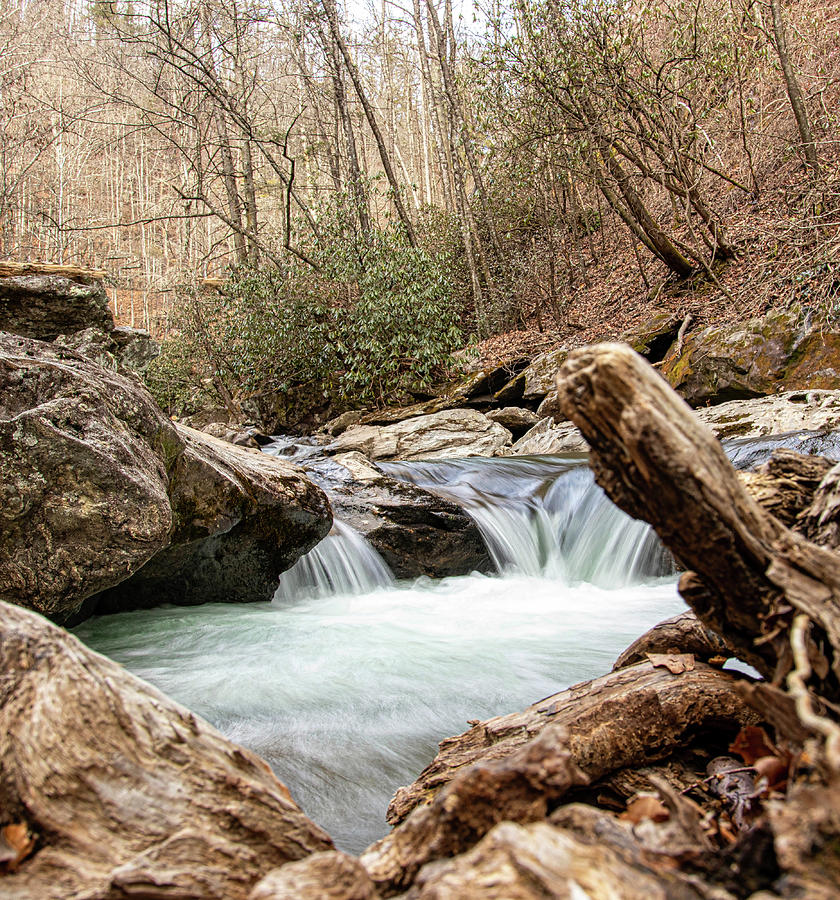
[75,450,704,853]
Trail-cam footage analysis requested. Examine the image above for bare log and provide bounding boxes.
[801,462,840,550]
[400,820,729,900]
[387,663,755,826]
[741,449,835,529]
[363,725,587,893]
[555,343,840,699]
[0,601,332,899]
[249,852,379,899]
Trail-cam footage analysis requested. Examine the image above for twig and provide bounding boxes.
[787,614,840,773]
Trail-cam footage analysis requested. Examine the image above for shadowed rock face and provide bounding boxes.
[90,424,333,614]
[0,333,331,624]
[325,451,491,578]
[0,274,114,341]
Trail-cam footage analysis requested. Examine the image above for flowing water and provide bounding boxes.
[76,450,683,852]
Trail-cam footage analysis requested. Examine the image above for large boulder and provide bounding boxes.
[327,409,512,461]
[660,308,840,406]
[0,272,113,341]
[0,600,332,899]
[485,406,541,438]
[0,333,331,623]
[694,388,840,439]
[90,424,332,614]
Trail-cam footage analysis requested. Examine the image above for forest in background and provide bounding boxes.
[2,0,838,413]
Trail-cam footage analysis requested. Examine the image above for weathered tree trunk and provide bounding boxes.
[369,662,757,893]
[769,0,820,177]
[555,343,840,704]
[0,601,332,899]
[321,0,418,247]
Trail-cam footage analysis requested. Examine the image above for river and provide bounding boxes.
[74,433,833,853]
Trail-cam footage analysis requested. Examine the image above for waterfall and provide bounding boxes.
[274,519,394,604]
[380,456,672,587]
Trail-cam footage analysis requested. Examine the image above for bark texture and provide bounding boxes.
[613,611,732,670]
[249,852,379,899]
[0,601,332,899]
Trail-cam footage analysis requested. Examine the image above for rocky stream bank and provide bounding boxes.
[4,270,840,897]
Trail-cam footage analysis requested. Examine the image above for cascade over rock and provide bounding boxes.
[0,333,331,623]
[325,451,491,578]
[0,600,332,899]
[327,408,512,461]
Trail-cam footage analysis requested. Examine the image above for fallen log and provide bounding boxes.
[249,852,379,899]
[399,820,729,900]
[0,260,107,280]
[386,662,757,829]
[369,662,757,895]
[0,601,332,899]
[740,448,834,529]
[555,343,840,705]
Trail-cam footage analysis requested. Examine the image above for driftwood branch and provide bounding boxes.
[371,662,757,893]
[555,343,840,702]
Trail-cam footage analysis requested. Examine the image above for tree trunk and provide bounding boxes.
[321,0,418,246]
[769,0,820,177]
[554,343,840,702]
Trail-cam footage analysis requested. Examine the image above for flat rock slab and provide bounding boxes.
[506,390,840,458]
[328,409,512,461]
[0,274,114,341]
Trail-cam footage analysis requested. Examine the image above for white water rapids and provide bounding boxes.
[75,450,685,852]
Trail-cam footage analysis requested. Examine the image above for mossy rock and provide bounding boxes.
[660,308,839,407]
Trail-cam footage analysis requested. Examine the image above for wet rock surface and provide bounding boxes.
[266,440,491,578]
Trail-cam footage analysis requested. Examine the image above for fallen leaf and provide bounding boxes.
[0,823,35,873]
[729,726,778,766]
[753,755,789,792]
[621,795,670,824]
[646,653,695,674]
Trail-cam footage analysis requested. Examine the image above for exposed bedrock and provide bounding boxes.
[0,333,331,623]
[327,408,512,461]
